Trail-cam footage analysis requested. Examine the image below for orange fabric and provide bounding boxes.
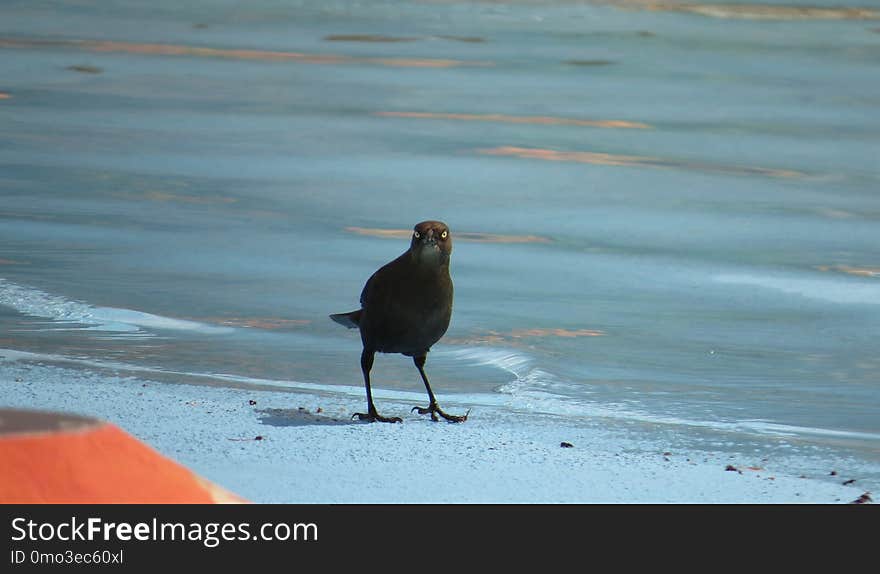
[0,423,222,503]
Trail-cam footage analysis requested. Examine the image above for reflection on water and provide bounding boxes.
[376,111,650,129]
[479,146,806,179]
[1,0,879,487]
[0,37,489,68]
[815,265,880,278]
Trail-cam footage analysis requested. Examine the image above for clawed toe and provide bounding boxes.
[411,403,468,423]
[352,411,402,423]
[442,409,469,423]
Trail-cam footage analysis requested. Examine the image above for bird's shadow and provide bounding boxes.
[256,407,358,427]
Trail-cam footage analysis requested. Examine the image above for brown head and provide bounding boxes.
[410,220,452,265]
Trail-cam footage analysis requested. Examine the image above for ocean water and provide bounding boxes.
[1,1,879,492]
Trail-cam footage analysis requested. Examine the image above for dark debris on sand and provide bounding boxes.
[228,435,265,442]
[850,492,872,504]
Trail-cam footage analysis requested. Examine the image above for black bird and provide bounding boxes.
[331,220,467,423]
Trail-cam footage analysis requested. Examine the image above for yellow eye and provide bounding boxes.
[441,230,448,239]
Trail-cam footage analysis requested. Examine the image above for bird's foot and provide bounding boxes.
[351,410,402,423]
[411,402,469,423]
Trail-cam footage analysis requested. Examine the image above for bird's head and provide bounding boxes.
[410,220,452,264]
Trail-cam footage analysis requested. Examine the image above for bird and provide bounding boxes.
[330,220,467,423]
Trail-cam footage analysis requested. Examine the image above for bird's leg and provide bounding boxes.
[411,355,468,422]
[352,349,402,423]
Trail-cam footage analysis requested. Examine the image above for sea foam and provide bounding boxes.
[0,278,231,336]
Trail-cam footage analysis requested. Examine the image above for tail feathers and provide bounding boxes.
[330,310,361,329]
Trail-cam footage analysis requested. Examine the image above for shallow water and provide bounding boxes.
[2,1,879,491]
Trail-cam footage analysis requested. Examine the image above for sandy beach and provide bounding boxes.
[1,353,867,504]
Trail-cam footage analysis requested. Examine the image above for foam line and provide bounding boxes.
[0,278,232,335]
[4,346,877,443]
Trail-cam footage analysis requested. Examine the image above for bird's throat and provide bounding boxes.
[413,244,447,267]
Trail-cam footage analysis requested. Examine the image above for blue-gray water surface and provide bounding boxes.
[1,0,879,493]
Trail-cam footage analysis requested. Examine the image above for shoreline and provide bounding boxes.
[0,355,868,504]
